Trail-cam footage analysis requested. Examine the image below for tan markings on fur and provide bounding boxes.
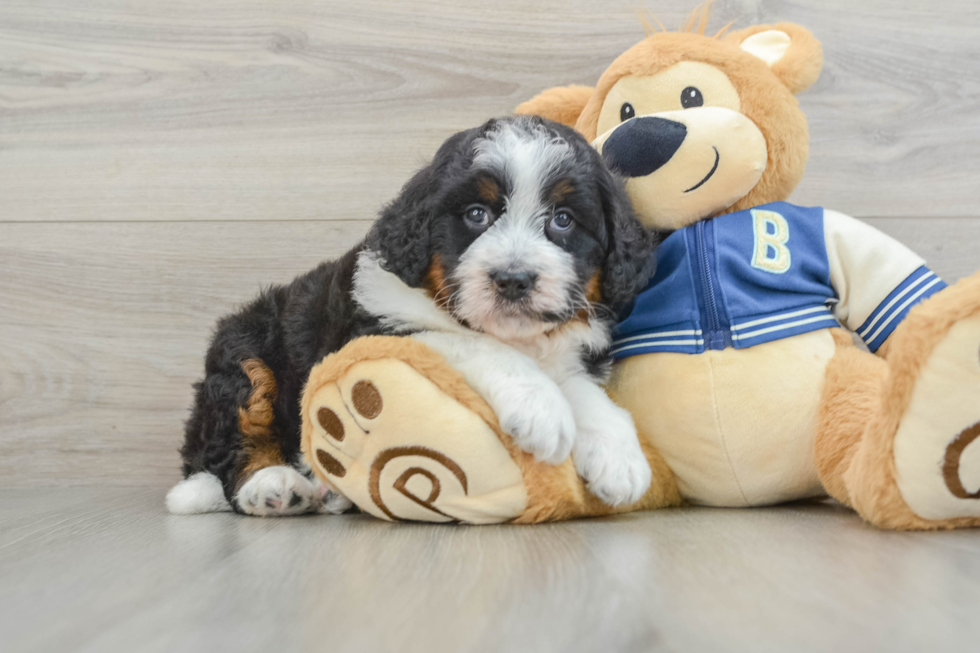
[585,272,601,304]
[316,448,347,478]
[237,358,284,480]
[300,336,682,524]
[476,176,500,203]
[943,423,980,499]
[423,254,453,309]
[368,446,466,521]
[570,272,601,323]
[550,179,575,203]
[317,406,345,441]
[351,380,383,419]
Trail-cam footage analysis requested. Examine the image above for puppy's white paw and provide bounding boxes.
[574,414,652,507]
[495,381,576,464]
[235,466,320,517]
[582,447,652,507]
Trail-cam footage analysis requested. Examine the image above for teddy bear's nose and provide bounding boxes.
[602,116,687,178]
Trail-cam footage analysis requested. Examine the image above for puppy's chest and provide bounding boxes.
[510,334,587,382]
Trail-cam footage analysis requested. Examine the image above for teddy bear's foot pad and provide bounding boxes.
[893,316,980,520]
[305,358,528,524]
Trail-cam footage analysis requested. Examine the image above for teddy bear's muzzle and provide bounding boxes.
[601,116,688,178]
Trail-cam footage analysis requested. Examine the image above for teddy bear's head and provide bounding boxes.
[516,16,823,231]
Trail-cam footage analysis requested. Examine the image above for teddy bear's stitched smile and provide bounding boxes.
[684,146,720,193]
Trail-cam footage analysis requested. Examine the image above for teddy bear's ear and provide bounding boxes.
[725,23,823,95]
[515,85,595,128]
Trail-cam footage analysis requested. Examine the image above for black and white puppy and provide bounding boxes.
[356,116,655,505]
[167,116,654,516]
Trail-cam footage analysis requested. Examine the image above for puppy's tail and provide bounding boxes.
[166,472,232,514]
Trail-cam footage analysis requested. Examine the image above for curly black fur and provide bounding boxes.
[178,247,380,508]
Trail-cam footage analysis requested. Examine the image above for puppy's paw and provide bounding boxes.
[235,466,321,517]
[582,447,652,507]
[496,381,576,465]
[314,479,354,515]
[574,414,652,507]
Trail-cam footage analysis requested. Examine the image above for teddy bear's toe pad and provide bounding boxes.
[306,358,528,524]
[894,316,980,520]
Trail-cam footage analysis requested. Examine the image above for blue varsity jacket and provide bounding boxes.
[612,202,947,359]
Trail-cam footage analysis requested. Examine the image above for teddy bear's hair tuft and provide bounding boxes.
[637,1,735,40]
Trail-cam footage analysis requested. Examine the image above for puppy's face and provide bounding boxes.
[435,120,613,339]
[372,116,652,341]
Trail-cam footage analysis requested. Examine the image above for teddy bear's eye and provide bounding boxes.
[620,102,635,122]
[681,86,704,109]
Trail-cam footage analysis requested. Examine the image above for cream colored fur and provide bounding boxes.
[609,331,832,506]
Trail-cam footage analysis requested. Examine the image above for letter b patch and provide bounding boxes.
[751,209,791,274]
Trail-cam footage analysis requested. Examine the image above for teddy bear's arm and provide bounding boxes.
[515,85,595,129]
[823,209,947,352]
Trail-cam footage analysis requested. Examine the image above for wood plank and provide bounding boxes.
[0,218,977,487]
[2,0,980,222]
[2,488,980,652]
[0,220,370,487]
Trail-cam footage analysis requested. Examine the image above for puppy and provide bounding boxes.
[167,116,654,516]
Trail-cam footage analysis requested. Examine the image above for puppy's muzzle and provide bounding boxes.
[601,117,687,178]
[490,269,537,302]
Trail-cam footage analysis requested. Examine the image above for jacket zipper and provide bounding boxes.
[694,220,731,350]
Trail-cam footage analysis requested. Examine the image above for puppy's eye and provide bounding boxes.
[681,86,703,109]
[549,210,574,232]
[620,102,635,122]
[463,205,492,229]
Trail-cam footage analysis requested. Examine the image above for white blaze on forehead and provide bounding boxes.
[472,118,575,229]
[456,118,582,340]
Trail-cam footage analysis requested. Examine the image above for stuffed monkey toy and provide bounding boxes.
[302,10,980,529]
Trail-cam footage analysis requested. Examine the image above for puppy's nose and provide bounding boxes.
[601,116,687,178]
[490,270,537,301]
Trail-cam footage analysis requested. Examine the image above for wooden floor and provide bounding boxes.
[2,2,980,651]
[1,489,978,653]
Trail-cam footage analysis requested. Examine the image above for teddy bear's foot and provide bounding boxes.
[302,347,529,524]
[842,272,980,530]
[890,314,980,523]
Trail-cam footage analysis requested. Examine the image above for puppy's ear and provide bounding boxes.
[369,166,438,287]
[598,169,656,316]
[368,128,473,287]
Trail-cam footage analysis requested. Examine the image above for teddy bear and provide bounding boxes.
[300,10,980,529]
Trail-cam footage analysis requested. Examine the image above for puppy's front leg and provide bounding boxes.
[412,331,576,464]
[561,375,652,506]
